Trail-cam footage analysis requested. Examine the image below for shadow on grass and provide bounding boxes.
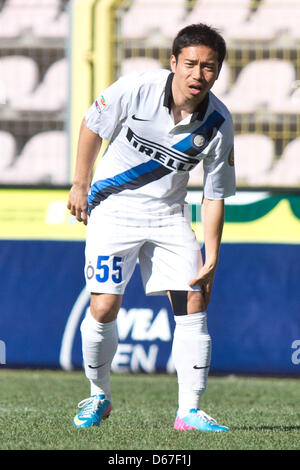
[232,425,300,432]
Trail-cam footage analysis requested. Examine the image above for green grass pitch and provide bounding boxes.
[0,369,299,450]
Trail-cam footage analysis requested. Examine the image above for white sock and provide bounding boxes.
[172,312,211,417]
[80,308,118,402]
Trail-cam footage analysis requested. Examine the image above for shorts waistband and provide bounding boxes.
[89,204,191,227]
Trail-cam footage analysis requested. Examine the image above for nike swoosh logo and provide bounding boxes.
[73,415,88,426]
[88,363,106,369]
[193,365,209,369]
[132,114,150,121]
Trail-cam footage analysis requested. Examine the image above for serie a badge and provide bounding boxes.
[193,134,206,148]
[95,95,106,113]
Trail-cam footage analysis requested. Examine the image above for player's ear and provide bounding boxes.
[170,55,177,73]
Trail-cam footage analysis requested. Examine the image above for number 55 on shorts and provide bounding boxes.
[87,255,123,283]
[85,255,125,293]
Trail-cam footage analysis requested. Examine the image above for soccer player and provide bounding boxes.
[67,23,235,432]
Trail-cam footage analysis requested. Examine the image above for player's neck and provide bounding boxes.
[172,106,191,125]
[172,99,202,125]
[171,85,206,124]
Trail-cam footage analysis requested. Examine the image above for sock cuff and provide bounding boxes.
[174,312,208,334]
[174,311,206,325]
[82,308,117,335]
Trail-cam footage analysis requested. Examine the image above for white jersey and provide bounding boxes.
[85,69,235,218]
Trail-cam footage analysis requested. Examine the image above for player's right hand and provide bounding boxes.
[67,184,89,225]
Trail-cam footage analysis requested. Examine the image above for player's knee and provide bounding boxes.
[90,293,121,322]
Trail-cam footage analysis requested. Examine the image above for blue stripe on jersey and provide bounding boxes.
[88,159,171,214]
[172,110,225,155]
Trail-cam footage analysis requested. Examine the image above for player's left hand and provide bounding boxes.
[189,264,216,309]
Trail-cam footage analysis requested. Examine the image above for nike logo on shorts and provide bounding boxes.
[193,365,209,369]
[132,114,150,121]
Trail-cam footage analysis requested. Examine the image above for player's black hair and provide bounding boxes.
[172,23,226,67]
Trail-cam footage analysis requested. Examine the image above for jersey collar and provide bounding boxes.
[163,72,210,123]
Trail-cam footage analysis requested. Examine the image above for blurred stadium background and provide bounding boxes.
[0,0,299,376]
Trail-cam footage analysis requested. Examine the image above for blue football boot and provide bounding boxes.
[73,394,111,428]
[174,409,229,432]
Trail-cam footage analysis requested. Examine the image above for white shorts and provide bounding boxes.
[84,206,202,296]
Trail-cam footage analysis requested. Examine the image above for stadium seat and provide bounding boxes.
[10,58,68,112]
[182,0,250,38]
[228,0,300,41]
[1,131,68,185]
[159,0,190,40]
[0,55,39,105]
[120,57,163,76]
[234,134,274,185]
[33,10,69,40]
[266,138,300,186]
[121,0,186,40]
[0,0,60,38]
[210,61,230,99]
[290,21,300,40]
[0,130,16,170]
[270,85,300,114]
[221,59,295,113]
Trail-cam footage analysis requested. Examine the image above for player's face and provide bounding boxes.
[170,45,220,108]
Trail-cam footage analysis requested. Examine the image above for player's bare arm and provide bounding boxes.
[67,118,102,225]
[189,198,224,309]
